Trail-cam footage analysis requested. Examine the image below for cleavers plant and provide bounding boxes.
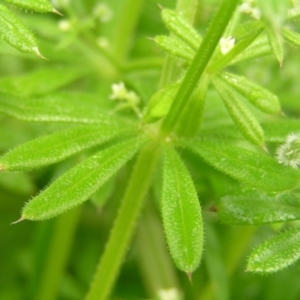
[1,0,300,299]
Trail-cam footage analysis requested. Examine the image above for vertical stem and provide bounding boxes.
[111,0,145,61]
[161,0,240,134]
[136,202,180,298]
[33,206,81,300]
[85,142,161,300]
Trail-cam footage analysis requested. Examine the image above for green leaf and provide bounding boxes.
[209,27,263,72]
[212,76,265,146]
[142,82,179,123]
[230,35,271,65]
[154,35,194,62]
[281,27,300,49]
[220,72,280,114]
[265,25,284,66]
[247,228,300,273]
[0,123,134,171]
[162,147,203,273]
[21,137,146,220]
[161,8,201,51]
[4,0,61,14]
[263,119,300,142]
[218,190,300,225]
[0,92,127,124]
[186,140,300,191]
[0,4,43,57]
[0,67,87,97]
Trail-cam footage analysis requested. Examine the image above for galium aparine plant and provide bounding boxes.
[0,0,300,299]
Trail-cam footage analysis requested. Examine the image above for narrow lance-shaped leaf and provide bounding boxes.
[0,123,135,171]
[161,8,201,51]
[0,92,129,124]
[154,35,194,62]
[4,0,61,15]
[162,147,203,273]
[186,140,300,191]
[212,76,265,146]
[265,25,284,66]
[218,190,300,225]
[247,228,300,273]
[220,72,280,114]
[21,137,147,221]
[0,4,44,57]
[281,27,300,49]
[0,67,88,97]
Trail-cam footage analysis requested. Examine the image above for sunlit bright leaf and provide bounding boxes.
[21,137,147,220]
[4,0,61,14]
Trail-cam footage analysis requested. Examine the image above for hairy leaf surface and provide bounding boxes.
[221,72,280,114]
[0,123,134,171]
[0,4,42,57]
[21,137,146,220]
[161,8,201,51]
[4,0,59,14]
[247,228,300,273]
[0,92,127,124]
[218,190,300,225]
[186,140,300,191]
[162,147,203,272]
[213,77,264,146]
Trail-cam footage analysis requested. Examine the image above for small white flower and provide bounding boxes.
[110,82,128,100]
[220,36,235,55]
[276,132,300,168]
[239,0,261,20]
[93,3,113,23]
[158,288,181,300]
[58,19,71,32]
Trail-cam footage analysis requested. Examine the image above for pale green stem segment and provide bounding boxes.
[158,0,198,88]
[85,142,161,300]
[161,0,240,134]
[111,0,144,61]
[136,202,180,298]
[33,206,81,300]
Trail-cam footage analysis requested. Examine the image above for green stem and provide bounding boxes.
[161,0,240,134]
[111,0,144,61]
[136,202,180,298]
[85,142,161,300]
[33,207,81,300]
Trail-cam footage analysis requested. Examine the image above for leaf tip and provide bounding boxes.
[186,272,193,283]
[11,217,25,225]
[53,8,64,16]
[32,47,48,60]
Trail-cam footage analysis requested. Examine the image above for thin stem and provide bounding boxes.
[33,207,81,300]
[161,0,240,134]
[111,0,145,61]
[85,142,161,300]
